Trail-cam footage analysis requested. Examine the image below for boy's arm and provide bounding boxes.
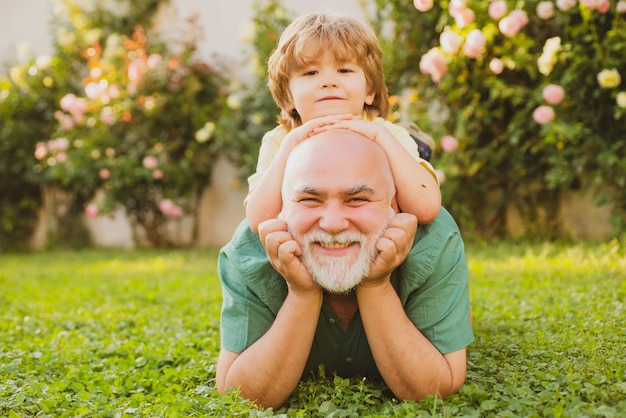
[314,121,442,223]
[246,138,296,233]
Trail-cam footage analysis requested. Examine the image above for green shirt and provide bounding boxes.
[218,207,474,378]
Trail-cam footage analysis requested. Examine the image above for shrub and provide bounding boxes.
[32,0,228,247]
[0,51,74,250]
[369,0,626,238]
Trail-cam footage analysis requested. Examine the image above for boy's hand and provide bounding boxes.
[258,219,321,296]
[284,114,360,146]
[361,212,417,288]
[312,118,391,143]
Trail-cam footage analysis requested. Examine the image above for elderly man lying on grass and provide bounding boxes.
[216,128,474,409]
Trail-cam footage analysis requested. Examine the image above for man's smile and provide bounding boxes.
[314,240,357,249]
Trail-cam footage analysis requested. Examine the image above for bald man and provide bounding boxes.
[216,129,473,409]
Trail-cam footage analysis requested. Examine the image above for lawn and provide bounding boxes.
[1,241,625,417]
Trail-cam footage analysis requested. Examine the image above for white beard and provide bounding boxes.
[290,210,394,294]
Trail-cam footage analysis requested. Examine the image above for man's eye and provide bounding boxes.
[299,197,320,204]
[347,197,368,205]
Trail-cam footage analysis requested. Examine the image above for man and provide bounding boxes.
[216,129,473,409]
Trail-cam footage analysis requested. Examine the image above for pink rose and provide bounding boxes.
[85,204,99,218]
[462,29,486,59]
[152,169,164,180]
[536,1,555,19]
[556,0,577,11]
[448,0,468,18]
[489,58,504,74]
[127,59,144,83]
[142,155,158,169]
[100,107,115,125]
[533,105,556,125]
[597,0,610,13]
[419,48,448,83]
[54,110,75,131]
[34,143,48,160]
[108,84,121,99]
[85,81,104,100]
[99,168,110,180]
[440,29,462,54]
[580,0,609,11]
[499,10,529,37]
[440,135,459,153]
[59,93,88,124]
[488,0,508,20]
[48,137,69,152]
[413,0,434,12]
[454,7,476,28]
[542,84,565,105]
[159,199,183,218]
[146,54,162,69]
[55,152,68,164]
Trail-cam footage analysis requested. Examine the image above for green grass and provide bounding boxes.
[1,241,625,417]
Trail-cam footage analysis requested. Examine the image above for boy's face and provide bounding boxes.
[287,49,375,122]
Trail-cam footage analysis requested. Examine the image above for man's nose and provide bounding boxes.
[318,204,349,233]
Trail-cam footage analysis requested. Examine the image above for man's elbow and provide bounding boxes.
[395,379,465,403]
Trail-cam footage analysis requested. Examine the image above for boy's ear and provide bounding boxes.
[365,92,375,106]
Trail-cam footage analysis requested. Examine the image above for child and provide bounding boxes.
[245,12,441,233]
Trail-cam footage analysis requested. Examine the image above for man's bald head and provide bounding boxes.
[282,129,395,202]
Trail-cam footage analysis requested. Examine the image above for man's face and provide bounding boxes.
[279,133,395,293]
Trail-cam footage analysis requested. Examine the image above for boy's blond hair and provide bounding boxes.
[267,13,390,130]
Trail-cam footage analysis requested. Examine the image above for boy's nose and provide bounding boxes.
[321,80,338,88]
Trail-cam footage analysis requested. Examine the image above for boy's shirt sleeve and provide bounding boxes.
[377,118,439,184]
[244,126,288,206]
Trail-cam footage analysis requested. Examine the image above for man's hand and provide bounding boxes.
[361,212,418,287]
[258,219,320,295]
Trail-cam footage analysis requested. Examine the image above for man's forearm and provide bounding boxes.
[219,291,322,409]
[356,281,465,401]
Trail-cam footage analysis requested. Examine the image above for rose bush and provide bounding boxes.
[0,51,72,250]
[32,0,227,247]
[370,0,626,237]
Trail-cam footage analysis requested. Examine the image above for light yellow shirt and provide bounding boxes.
[245,117,437,205]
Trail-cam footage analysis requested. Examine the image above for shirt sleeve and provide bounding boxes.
[379,118,439,184]
[393,208,474,354]
[218,220,288,353]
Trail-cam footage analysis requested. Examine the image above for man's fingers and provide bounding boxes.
[276,239,302,260]
[258,218,288,240]
[387,212,418,233]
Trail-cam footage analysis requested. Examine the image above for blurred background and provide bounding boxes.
[1,0,624,251]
